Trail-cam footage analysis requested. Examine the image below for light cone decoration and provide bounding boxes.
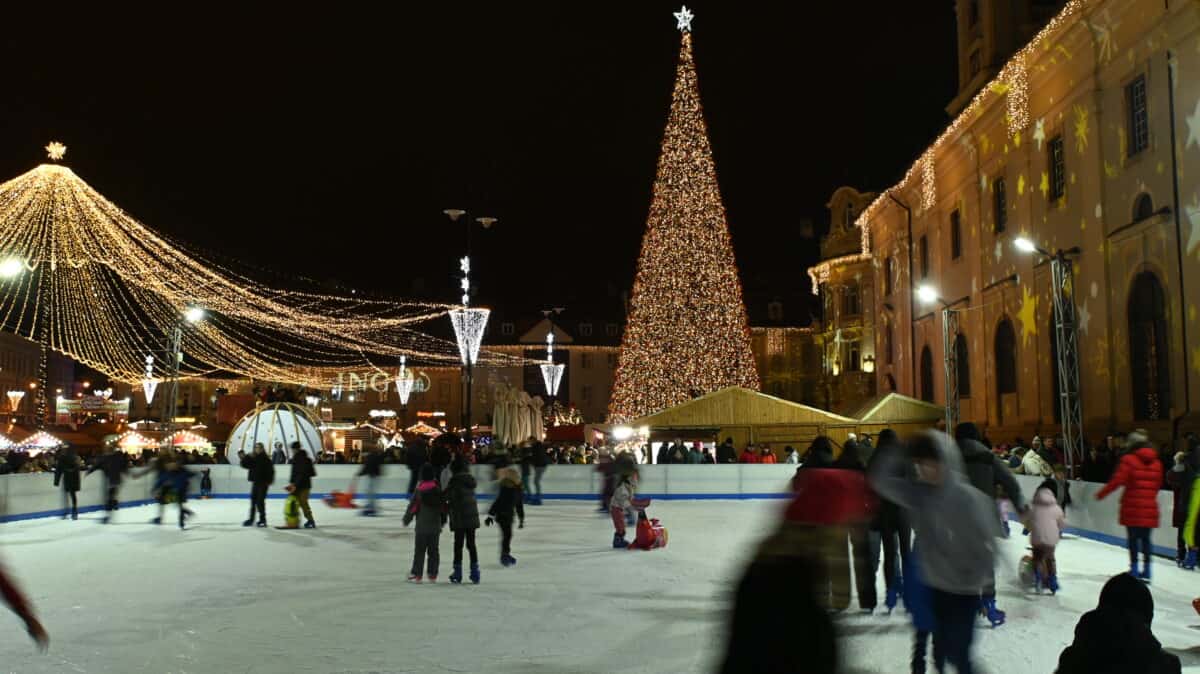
[449,308,490,366]
[141,354,159,404]
[540,332,564,396]
[6,390,24,412]
[0,162,527,387]
[395,355,416,406]
[608,13,759,421]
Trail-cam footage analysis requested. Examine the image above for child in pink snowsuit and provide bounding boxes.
[1028,480,1066,594]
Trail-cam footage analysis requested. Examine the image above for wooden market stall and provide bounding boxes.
[849,392,945,437]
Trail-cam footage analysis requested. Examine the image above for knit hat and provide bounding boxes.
[1126,429,1150,449]
[1098,572,1154,626]
[420,463,436,481]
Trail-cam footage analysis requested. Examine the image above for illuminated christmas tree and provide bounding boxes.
[608,10,759,422]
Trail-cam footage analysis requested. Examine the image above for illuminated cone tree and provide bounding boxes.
[608,21,759,422]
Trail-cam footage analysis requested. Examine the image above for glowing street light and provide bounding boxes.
[916,284,941,306]
[184,306,205,323]
[1013,236,1041,255]
[0,257,24,279]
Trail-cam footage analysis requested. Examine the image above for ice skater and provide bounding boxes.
[1095,429,1163,582]
[870,431,1001,674]
[446,459,481,584]
[485,465,524,567]
[1026,479,1066,594]
[403,464,446,583]
[0,559,48,652]
[87,448,128,524]
[240,443,274,527]
[158,458,195,529]
[359,446,384,516]
[288,443,316,528]
[199,468,212,499]
[279,484,302,529]
[610,469,639,549]
[53,447,82,521]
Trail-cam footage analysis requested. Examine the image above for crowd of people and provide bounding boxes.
[719,423,1188,674]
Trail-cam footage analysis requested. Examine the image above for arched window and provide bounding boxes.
[843,283,861,316]
[995,319,1017,395]
[844,201,855,228]
[920,345,934,402]
[1132,193,1154,222]
[883,321,894,365]
[1129,271,1170,420]
[955,333,971,397]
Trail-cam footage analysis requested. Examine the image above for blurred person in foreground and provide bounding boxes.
[870,431,1001,674]
[719,438,873,673]
[1056,572,1180,674]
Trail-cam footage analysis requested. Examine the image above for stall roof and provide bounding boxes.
[632,387,856,428]
[851,392,944,424]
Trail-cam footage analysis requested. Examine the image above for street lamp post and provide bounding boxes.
[917,284,962,434]
[1014,237,1084,477]
[163,305,204,433]
[444,210,496,446]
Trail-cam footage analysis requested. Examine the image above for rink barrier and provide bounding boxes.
[0,466,1183,557]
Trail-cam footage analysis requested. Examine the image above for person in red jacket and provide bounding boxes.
[1096,430,1164,582]
[758,447,777,464]
[739,445,759,464]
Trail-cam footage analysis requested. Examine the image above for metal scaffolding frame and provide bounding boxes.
[942,306,960,434]
[1050,253,1084,476]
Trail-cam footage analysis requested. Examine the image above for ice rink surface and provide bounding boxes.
[0,498,1197,673]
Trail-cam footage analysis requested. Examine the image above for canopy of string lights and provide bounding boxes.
[0,161,527,387]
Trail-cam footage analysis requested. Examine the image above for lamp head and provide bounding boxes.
[916,284,940,306]
[443,209,466,221]
[184,306,205,323]
[1013,237,1038,254]
[0,257,24,279]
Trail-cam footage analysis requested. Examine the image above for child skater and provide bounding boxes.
[279,484,302,529]
[610,468,648,548]
[446,459,481,584]
[199,468,212,499]
[1028,479,1067,594]
[485,466,524,567]
[403,464,446,583]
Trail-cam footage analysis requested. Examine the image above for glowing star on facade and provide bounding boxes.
[1186,193,1200,257]
[1073,105,1090,154]
[673,5,694,32]
[1017,286,1039,346]
[1187,98,1200,150]
[1033,118,1046,150]
[994,239,1003,263]
[1077,299,1091,335]
[44,142,66,161]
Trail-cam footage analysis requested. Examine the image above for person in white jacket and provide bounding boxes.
[784,446,800,464]
[610,472,639,548]
[1021,448,1054,477]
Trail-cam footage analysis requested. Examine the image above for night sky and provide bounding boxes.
[1,3,957,325]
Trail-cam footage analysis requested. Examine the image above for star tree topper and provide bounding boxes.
[45,141,66,161]
[674,5,694,32]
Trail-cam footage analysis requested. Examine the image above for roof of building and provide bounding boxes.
[631,386,856,428]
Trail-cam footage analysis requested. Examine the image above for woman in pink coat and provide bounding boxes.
[1028,480,1066,594]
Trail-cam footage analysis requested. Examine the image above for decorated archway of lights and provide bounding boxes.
[0,155,528,392]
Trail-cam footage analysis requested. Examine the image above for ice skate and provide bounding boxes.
[407,574,422,584]
[469,564,480,584]
[1047,574,1059,595]
[360,508,377,517]
[1033,569,1042,594]
[501,554,517,567]
[1139,564,1151,584]
[981,598,1005,627]
[242,518,253,527]
[151,516,162,525]
[1184,549,1197,571]
[256,520,267,528]
[449,564,463,584]
[427,576,436,584]
[303,520,316,529]
[613,533,629,549]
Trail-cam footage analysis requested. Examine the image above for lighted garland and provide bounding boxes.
[0,162,529,388]
[608,18,759,422]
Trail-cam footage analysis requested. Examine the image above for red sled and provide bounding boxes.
[628,513,668,550]
[324,478,359,508]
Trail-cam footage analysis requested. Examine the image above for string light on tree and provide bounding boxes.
[609,8,760,421]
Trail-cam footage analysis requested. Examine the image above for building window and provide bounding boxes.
[848,345,861,372]
[1129,271,1170,420]
[1133,193,1154,222]
[884,256,894,295]
[581,353,592,369]
[579,323,593,337]
[919,235,929,279]
[605,323,619,337]
[950,209,962,260]
[993,176,1007,232]
[843,284,860,317]
[955,333,970,397]
[1048,136,1066,200]
[844,202,855,228]
[501,322,515,336]
[919,346,934,402]
[995,319,1017,395]
[1127,75,1149,157]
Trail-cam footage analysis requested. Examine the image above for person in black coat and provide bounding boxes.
[430,440,452,477]
[240,443,274,527]
[865,429,911,613]
[359,447,385,516]
[53,448,82,520]
[716,438,738,464]
[446,459,481,583]
[486,466,525,567]
[87,449,129,524]
[288,443,317,528]
[405,440,428,495]
[1056,572,1181,674]
[528,440,549,505]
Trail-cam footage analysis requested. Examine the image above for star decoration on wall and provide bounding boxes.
[1073,105,1090,154]
[44,141,66,161]
[673,5,694,32]
[1039,172,1050,199]
[1017,286,1038,346]
[1185,193,1200,257]
[1077,299,1091,335]
[1087,10,1119,64]
[1017,174,1026,196]
[1186,98,1200,150]
[994,239,1003,263]
[1033,118,1046,150]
